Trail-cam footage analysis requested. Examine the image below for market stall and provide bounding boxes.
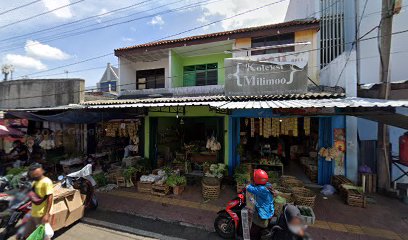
[237,117,319,183]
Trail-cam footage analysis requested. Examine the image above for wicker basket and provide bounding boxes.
[202,177,220,199]
[274,186,293,202]
[281,178,304,189]
[293,188,316,208]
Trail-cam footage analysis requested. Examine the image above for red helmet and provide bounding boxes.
[253,169,268,185]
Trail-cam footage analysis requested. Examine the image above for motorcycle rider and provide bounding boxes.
[246,169,275,240]
[270,204,311,240]
[17,163,53,240]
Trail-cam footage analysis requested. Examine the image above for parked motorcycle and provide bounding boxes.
[0,164,98,239]
[59,164,98,210]
[214,189,247,239]
[0,180,32,240]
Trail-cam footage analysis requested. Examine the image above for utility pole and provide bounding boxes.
[377,0,394,192]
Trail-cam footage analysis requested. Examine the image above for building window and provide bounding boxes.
[320,0,345,68]
[136,68,165,90]
[183,63,218,86]
[251,33,295,55]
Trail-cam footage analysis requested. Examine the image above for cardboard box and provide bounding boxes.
[50,198,69,231]
[64,190,85,227]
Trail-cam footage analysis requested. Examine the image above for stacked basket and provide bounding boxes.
[292,187,316,208]
[202,177,221,199]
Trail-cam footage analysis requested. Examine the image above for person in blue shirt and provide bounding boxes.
[247,169,275,240]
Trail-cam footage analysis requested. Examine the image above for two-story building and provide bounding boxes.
[79,18,407,184]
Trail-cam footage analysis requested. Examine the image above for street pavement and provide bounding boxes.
[54,223,157,240]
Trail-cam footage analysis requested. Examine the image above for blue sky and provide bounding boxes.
[0,0,290,87]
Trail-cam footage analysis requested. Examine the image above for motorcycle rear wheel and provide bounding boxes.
[214,214,235,239]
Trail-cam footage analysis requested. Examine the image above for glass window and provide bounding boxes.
[251,33,295,55]
[136,68,165,90]
[183,63,218,86]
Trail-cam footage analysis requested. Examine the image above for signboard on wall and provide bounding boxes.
[225,52,309,96]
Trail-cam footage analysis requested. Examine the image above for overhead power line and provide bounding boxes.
[0,0,85,30]
[0,0,42,16]
[14,0,290,78]
[0,0,214,53]
[0,0,154,43]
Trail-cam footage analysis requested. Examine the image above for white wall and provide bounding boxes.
[284,0,319,21]
[119,57,169,92]
[320,51,357,96]
[357,0,408,84]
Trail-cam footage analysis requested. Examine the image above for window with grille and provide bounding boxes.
[136,68,165,90]
[183,63,218,86]
[320,0,345,68]
[251,33,295,55]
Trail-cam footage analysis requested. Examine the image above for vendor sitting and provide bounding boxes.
[247,169,275,240]
[124,136,139,158]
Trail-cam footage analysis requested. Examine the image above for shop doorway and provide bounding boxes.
[238,117,319,184]
[150,117,225,170]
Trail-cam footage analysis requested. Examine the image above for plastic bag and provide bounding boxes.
[27,225,45,240]
[321,184,336,196]
[44,223,54,239]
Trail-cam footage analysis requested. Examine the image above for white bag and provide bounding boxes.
[44,223,54,239]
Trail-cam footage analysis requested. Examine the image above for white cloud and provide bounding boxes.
[42,0,73,19]
[198,0,290,30]
[121,37,134,42]
[149,15,164,26]
[25,40,70,60]
[3,54,47,71]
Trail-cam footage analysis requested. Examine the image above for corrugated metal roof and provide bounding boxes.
[115,19,319,54]
[81,97,408,110]
[82,92,342,105]
[214,97,408,109]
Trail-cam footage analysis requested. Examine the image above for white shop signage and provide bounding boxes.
[225,52,309,96]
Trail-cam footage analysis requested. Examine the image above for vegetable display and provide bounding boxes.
[166,174,187,187]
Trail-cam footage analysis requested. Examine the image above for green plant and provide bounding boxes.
[166,174,187,187]
[6,167,28,176]
[205,163,227,178]
[93,173,108,187]
[123,167,137,181]
[233,165,250,185]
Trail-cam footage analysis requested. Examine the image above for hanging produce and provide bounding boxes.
[259,118,263,136]
[304,117,311,136]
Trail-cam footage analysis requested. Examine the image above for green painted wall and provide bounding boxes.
[143,106,229,166]
[170,51,232,87]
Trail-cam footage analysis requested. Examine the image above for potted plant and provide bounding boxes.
[234,165,250,193]
[123,167,137,187]
[166,174,187,195]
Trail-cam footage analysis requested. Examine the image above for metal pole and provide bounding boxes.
[377,0,394,192]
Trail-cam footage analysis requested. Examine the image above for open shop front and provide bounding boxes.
[229,108,347,200]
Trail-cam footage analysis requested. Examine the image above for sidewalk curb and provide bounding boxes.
[99,207,214,232]
[82,217,186,240]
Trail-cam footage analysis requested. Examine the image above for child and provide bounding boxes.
[247,169,275,240]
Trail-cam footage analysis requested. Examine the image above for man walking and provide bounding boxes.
[17,163,53,239]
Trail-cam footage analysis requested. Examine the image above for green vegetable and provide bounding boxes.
[274,195,287,204]
[166,174,187,187]
[233,165,250,184]
[93,173,108,187]
[6,167,28,176]
[123,167,137,181]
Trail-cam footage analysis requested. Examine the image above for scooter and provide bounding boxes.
[0,180,32,240]
[59,164,98,210]
[0,164,98,239]
[214,189,247,239]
